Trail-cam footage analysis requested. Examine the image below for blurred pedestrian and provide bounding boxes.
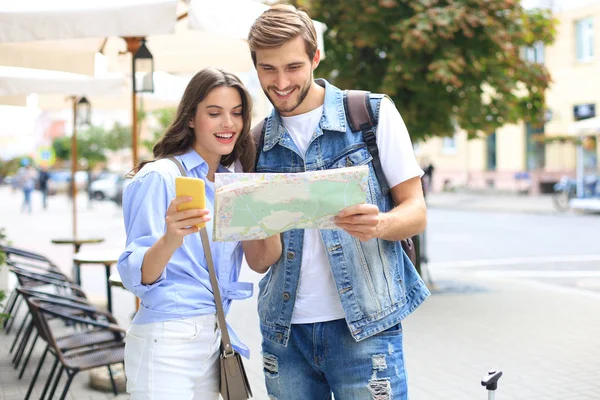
[86,167,94,209]
[38,166,50,209]
[423,162,435,194]
[15,160,36,214]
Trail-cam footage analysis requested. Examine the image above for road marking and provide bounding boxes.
[496,277,600,299]
[428,254,600,269]
[474,270,600,278]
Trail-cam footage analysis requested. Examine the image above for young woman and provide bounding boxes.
[117,67,281,399]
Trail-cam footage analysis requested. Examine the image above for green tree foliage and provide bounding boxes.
[142,108,177,154]
[105,123,133,151]
[52,123,132,167]
[0,228,6,270]
[0,158,25,179]
[294,0,556,140]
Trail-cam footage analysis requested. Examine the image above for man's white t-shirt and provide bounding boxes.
[280,98,424,324]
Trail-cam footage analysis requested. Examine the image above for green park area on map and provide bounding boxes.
[231,180,366,234]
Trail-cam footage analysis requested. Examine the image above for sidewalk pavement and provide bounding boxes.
[405,272,600,400]
[426,191,559,214]
[1,187,599,399]
[2,272,598,400]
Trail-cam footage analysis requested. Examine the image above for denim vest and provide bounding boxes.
[255,79,430,346]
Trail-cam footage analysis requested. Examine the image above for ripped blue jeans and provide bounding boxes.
[261,319,408,400]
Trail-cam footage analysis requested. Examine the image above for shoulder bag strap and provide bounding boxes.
[167,157,236,357]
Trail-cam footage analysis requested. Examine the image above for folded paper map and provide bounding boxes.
[214,166,369,241]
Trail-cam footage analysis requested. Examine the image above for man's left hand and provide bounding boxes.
[334,204,381,242]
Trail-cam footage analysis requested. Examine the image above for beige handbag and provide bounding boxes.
[169,157,253,399]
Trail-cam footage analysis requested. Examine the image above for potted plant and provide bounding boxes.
[0,228,9,321]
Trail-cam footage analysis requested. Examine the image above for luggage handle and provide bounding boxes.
[481,369,503,400]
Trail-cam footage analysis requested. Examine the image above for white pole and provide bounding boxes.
[576,138,585,198]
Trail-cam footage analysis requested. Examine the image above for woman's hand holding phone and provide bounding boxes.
[163,197,211,248]
[162,177,209,249]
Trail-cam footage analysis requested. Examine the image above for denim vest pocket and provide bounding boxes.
[326,146,372,169]
[374,322,403,337]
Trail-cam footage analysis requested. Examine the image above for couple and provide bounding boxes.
[117,4,430,400]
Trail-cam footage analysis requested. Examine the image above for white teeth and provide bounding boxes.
[275,89,292,96]
[216,133,233,139]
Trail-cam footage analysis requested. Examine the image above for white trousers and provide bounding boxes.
[124,314,221,400]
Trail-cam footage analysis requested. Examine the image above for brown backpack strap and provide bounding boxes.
[345,92,418,267]
[345,90,374,132]
[251,118,267,172]
[344,90,390,197]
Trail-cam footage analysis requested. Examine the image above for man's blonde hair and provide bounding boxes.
[248,4,318,65]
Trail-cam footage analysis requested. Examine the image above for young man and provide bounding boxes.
[245,4,430,399]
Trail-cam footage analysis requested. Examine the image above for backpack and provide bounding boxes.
[251,90,418,266]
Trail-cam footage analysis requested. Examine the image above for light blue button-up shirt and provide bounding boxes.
[117,149,253,357]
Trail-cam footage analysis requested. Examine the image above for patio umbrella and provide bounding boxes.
[0,0,327,166]
[0,0,326,73]
[0,66,126,239]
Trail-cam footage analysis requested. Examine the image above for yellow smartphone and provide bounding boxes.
[175,177,206,228]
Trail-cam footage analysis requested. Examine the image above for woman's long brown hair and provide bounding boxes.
[132,67,255,175]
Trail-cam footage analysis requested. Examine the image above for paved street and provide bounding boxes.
[0,186,599,399]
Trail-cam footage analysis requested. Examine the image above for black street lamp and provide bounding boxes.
[76,96,91,125]
[133,39,154,93]
[69,95,92,238]
[127,36,154,167]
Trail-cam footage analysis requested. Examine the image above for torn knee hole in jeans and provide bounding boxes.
[368,378,392,400]
[372,354,387,372]
[263,352,279,378]
[368,354,391,399]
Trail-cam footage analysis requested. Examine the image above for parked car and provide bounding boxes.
[112,176,132,206]
[89,173,121,201]
[47,170,87,195]
[1,175,14,186]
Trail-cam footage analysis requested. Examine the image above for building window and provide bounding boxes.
[442,135,457,154]
[576,17,594,62]
[573,103,596,121]
[525,123,545,171]
[524,41,545,64]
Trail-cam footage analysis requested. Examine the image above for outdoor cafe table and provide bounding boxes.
[73,250,120,313]
[51,238,104,253]
[109,272,141,311]
[51,238,104,283]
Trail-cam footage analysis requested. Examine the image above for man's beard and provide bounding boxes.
[264,77,312,115]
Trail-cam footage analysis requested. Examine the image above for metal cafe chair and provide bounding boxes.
[14,287,103,381]
[6,267,88,366]
[24,297,125,400]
